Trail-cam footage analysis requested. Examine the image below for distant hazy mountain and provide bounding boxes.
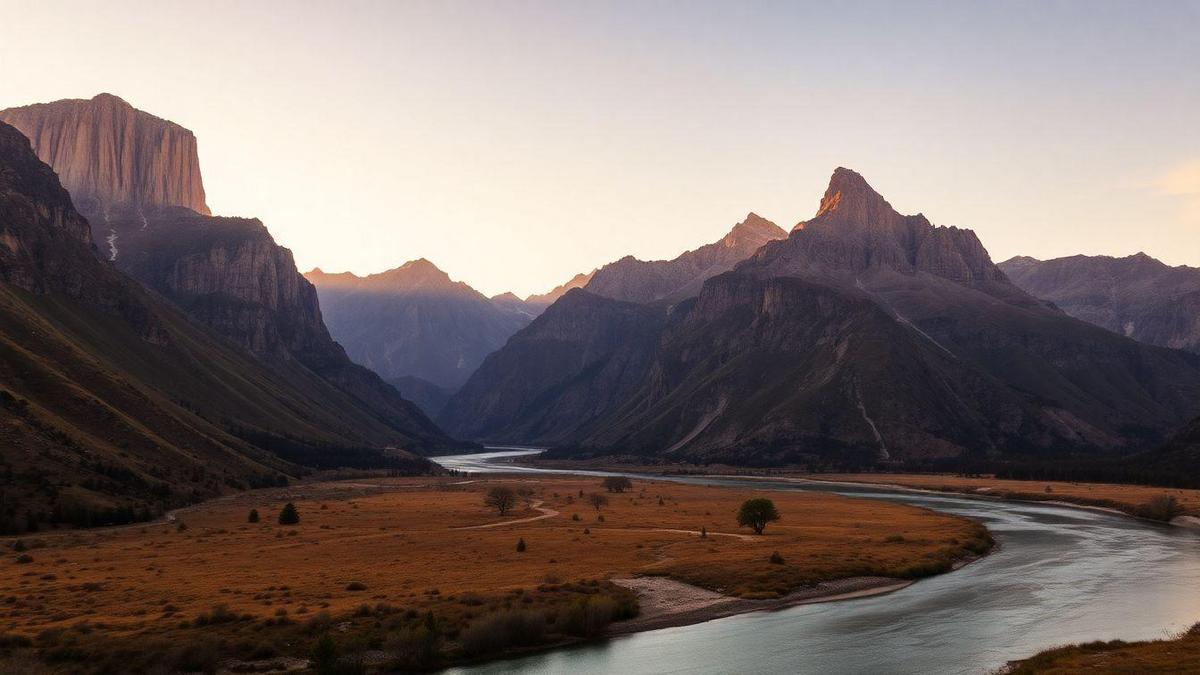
[583,213,787,304]
[443,168,1200,465]
[0,121,435,530]
[0,94,457,455]
[524,270,595,309]
[998,253,1200,353]
[306,260,534,390]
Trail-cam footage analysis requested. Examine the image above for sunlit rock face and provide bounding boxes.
[0,93,209,222]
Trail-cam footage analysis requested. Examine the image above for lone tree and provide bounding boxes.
[484,486,518,516]
[736,498,780,535]
[278,502,300,525]
[602,476,633,493]
[248,508,260,523]
[587,493,609,512]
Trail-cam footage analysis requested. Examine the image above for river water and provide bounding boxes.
[432,450,1200,674]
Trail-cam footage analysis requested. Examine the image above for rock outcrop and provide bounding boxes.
[999,253,1200,353]
[0,93,209,221]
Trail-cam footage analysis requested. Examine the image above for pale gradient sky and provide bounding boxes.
[2,0,1198,296]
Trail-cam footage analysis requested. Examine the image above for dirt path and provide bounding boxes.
[451,500,560,530]
[596,527,757,541]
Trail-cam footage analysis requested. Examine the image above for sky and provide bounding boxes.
[1,0,1198,297]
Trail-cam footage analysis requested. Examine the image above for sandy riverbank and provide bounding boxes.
[607,575,914,635]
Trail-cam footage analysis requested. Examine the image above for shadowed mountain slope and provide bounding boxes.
[443,168,1200,464]
[999,253,1200,353]
[0,121,435,532]
[1,94,455,453]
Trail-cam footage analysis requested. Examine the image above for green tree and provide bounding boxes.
[279,502,300,525]
[736,498,780,535]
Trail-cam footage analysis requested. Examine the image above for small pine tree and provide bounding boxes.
[279,502,300,525]
[248,508,260,523]
[700,526,707,539]
[516,538,526,552]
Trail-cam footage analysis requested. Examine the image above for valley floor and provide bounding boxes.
[0,475,989,673]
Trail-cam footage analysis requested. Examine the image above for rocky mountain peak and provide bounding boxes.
[811,167,901,229]
[725,212,787,247]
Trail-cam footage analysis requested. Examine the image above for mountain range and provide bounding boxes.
[0,94,454,461]
[307,213,787,399]
[441,169,1200,466]
[999,253,1200,354]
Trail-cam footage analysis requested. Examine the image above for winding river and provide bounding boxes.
[433,450,1200,675]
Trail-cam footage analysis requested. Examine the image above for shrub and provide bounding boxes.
[279,503,300,525]
[516,538,526,553]
[193,604,238,626]
[459,609,546,656]
[385,625,440,669]
[602,477,633,493]
[1134,495,1184,522]
[769,551,785,565]
[561,595,622,637]
[248,509,260,523]
[15,554,32,564]
[345,581,367,591]
[587,493,609,512]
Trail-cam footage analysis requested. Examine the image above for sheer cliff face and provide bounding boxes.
[117,208,336,360]
[0,93,209,221]
[999,253,1200,354]
[583,213,787,304]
